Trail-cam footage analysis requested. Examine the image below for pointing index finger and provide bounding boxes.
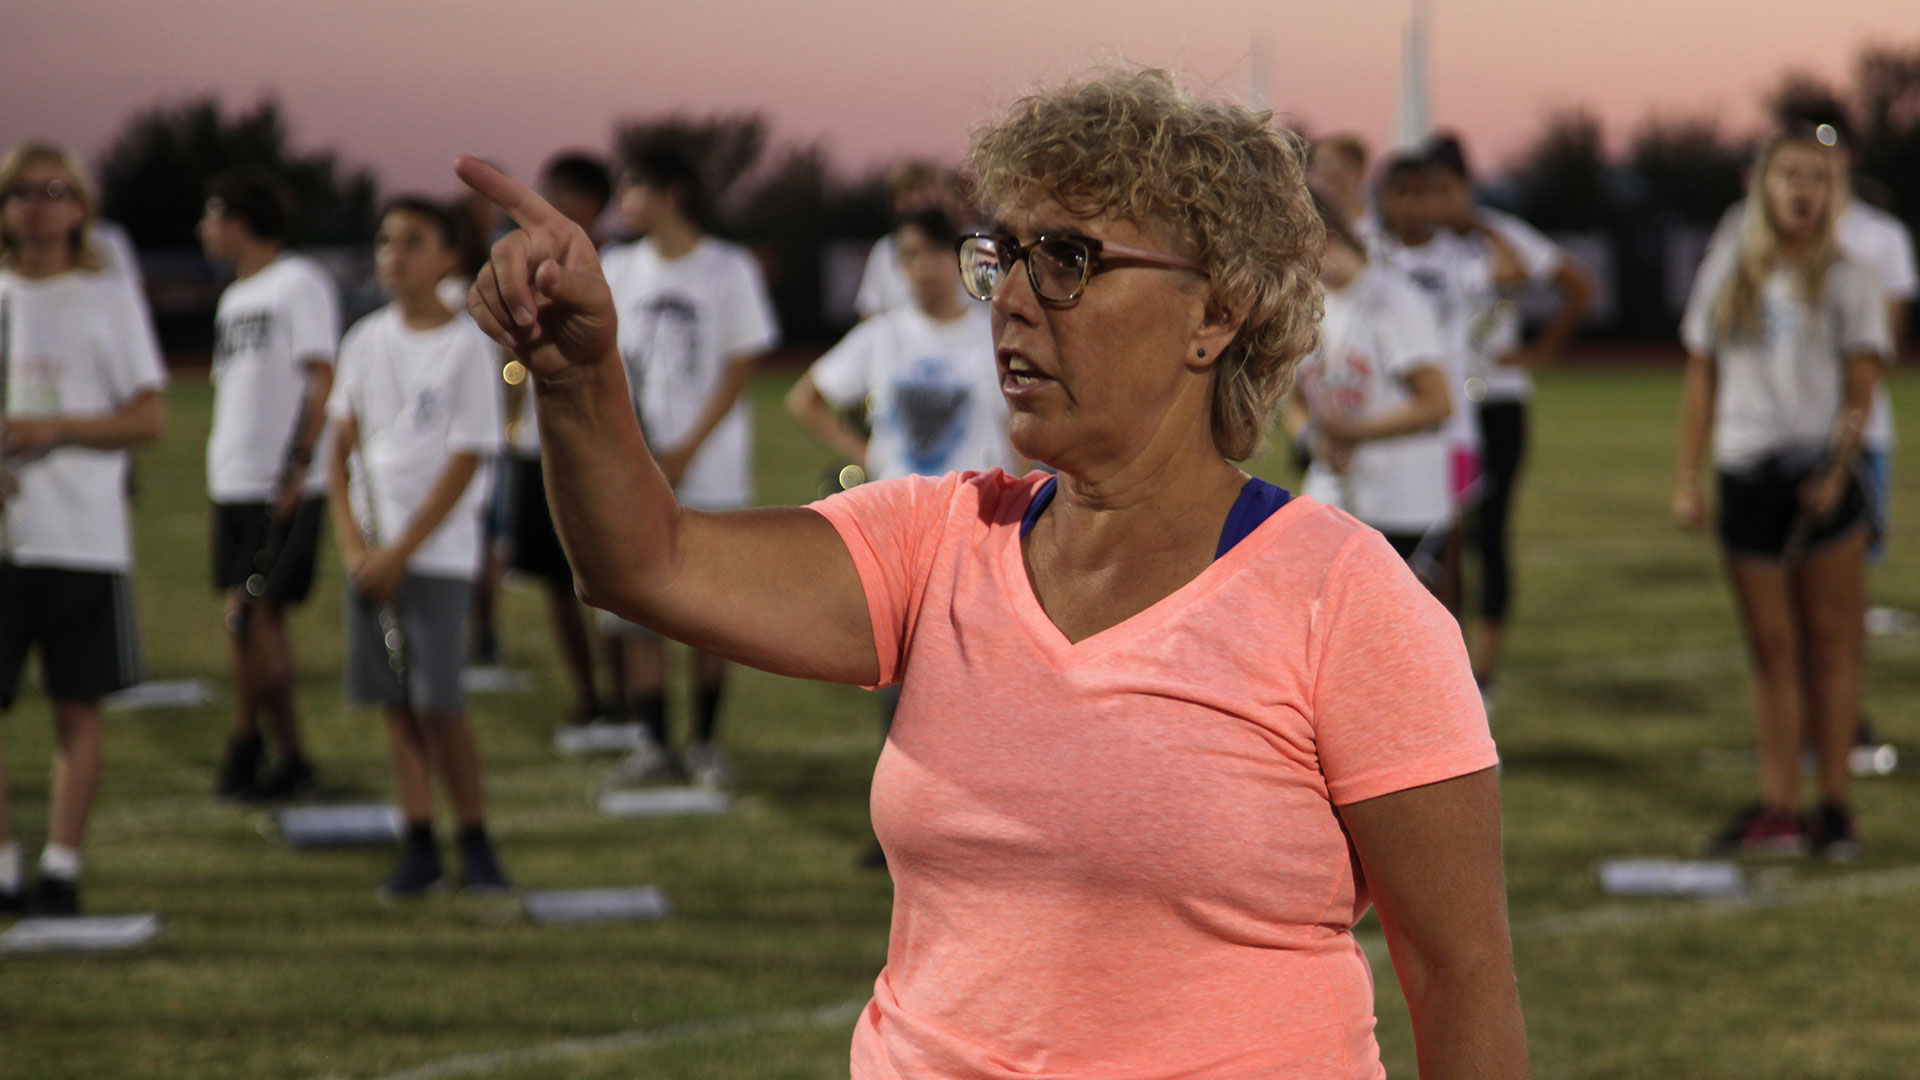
[454,155,564,232]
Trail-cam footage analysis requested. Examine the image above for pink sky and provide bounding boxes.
[3,0,1912,198]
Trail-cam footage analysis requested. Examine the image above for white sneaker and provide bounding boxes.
[600,734,678,789]
[683,742,734,790]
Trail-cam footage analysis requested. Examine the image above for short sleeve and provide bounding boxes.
[718,251,780,360]
[808,472,968,688]
[446,328,506,454]
[286,264,341,366]
[1882,220,1918,302]
[1484,211,1560,284]
[808,319,881,408]
[1835,263,1894,363]
[1375,281,1446,381]
[854,239,894,318]
[102,276,167,402]
[1309,530,1497,805]
[1680,239,1735,357]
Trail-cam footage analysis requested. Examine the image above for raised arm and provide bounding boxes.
[455,157,877,685]
[1339,769,1529,1080]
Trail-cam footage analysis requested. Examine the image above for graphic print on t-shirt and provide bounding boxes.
[888,356,975,474]
[623,293,701,426]
[213,310,274,374]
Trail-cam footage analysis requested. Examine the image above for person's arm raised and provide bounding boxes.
[455,157,877,685]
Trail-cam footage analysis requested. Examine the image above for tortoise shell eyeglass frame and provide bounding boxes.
[955,231,1207,305]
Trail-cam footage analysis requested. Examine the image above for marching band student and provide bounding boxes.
[1309,134,1376,246]
[853,160,965,319]
[1677,133,1889,860]
[599,145,779,788]
[0,142,167,916]
[199,167,339,800]
[326,198,510,900]
[1288,191,1453,581]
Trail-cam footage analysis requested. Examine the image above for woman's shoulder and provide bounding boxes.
[1240,495,1414,591]
[822,468,1042,526]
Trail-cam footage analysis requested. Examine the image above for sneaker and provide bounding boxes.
[1806,801,1860,863]
[214,735,264,800]
[0,886,28,916]
[252,756,318,801]
[456,837,514,895]
[377,843,445,902]
[601,734,681,788]
[1705,804,1808,858]
[684,741,734,790]
[28,876,80,917]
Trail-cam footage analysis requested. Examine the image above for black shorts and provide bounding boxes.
[211,498,325,606]
[508,456,574,587]
[0,563,144,708]
[1717,454,1870,560]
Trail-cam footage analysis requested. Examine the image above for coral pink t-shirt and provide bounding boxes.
[811,470,1497,1080]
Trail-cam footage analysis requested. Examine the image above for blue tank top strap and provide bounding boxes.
[1018,474,1288,559]
[1020,476,1059,539]
[1215,477,1291,559]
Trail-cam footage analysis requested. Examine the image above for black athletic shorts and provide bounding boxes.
[211,497,325,606]
[1717,454,1870,560]
[0,563,144,708]
[508,456,574,587]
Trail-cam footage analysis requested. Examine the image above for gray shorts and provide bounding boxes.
[344,574,472,714]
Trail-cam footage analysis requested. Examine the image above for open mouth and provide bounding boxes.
[999,349,1056,392]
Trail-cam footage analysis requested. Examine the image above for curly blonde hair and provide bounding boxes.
[964,67,1324,461]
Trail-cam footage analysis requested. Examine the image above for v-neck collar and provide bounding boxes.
[1003,477,1313,663]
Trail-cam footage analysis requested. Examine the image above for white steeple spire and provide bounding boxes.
[1394,0,1431,149]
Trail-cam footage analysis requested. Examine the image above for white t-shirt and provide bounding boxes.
[602,237,780,509]
[1464,208,1564,403]
[1681,255,1892,471]
[807,304,1010,482]
[1368,229,1484,452]
[1705,201,1913,451]
[327,306,504,580]
[208,254,340,501]
[0,269,167,571]
[1297,266,1453,533]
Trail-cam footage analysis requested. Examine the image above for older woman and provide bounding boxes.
[459,69,1525,1080]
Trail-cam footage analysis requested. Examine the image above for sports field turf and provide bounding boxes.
[3,364,1918,1079]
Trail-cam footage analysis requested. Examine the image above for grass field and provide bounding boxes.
[3,365,1919,1080]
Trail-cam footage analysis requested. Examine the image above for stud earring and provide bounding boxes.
[1197,348,1207,358]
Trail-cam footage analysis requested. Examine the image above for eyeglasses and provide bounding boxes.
[1,179,75,204]
[956,231,1205,304]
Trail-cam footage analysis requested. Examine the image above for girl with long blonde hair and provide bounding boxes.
[1675,131,1891,859]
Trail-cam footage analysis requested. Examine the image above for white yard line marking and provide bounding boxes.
[350,998,866,1080]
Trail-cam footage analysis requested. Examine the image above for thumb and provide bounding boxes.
[533,258,604,310]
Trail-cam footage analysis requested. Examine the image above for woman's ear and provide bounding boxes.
[1189,292,1248,370]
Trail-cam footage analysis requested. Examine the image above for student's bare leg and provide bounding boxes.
[420,711,488,828]
[224,590,262,742]
[692,648,727,745]
[385,708,436,825]
[47,701,104,850]
[1793,530,1868,805]
[251,605,305,758]
[545,584,598,721]
[625,635,669,745]
[1725,558,1804,809]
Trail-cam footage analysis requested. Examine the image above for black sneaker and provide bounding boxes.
[456,835,513,895]
[1704,803,1809,857]
[1806,801,1860,863]
[252,756,318,801]
[0,887,25,916]
[378,843,445,902]
[215,735,264,800]
[28,876,80,917]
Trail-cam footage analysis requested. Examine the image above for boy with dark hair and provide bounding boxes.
[511,152,615,742]
[325,196,509,899]
[199,167,338,799]
[600,145,780,788]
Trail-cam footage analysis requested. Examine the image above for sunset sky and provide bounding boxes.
[4,0,1913,197]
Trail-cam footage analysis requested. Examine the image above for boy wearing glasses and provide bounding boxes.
[199,168,340,801]
[598,145,779,789]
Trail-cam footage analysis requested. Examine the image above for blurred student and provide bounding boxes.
[509,152,615,732]
[1676,133,1888,860]
[1287,191,1453,583]
[785,207,1010,864]
[1308,134,1375,245]
[600,145,779,788]
[0,142,166,915]
[1427,134,1594,692]
[854,161,965,318]
[1367,152,1481,613]
[199,168,339,800]
[325,197,509,899]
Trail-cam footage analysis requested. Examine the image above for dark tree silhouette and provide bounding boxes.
[1628,114,1751,224]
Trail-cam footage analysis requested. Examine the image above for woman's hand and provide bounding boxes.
[1672,475,1707,532]
[1800,463,1851,521]
[455,157,617,383]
